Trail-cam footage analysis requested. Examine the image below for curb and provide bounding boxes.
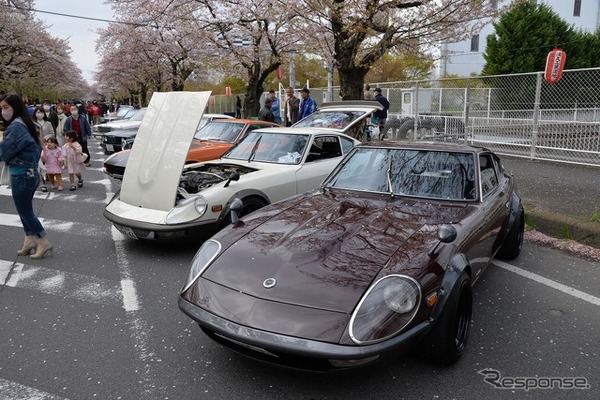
[523,201,600,249]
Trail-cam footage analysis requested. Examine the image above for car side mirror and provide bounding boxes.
[429,224,457,256]
[224,171,240,188]
[229,197,244,225]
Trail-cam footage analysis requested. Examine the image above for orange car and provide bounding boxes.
[186,119,279,163]
[103,119,280,180]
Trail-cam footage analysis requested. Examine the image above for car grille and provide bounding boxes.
[105,164,125,177]
[103,136,120,144]
[97,126,113,133]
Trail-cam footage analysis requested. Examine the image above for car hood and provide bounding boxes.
[98,119,141,130]
[103,128,138,139]
[203,190,468,314]
[119,92,211,211]
[188,139,232,153]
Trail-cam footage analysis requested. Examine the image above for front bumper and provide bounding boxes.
[100,142,123,154]
[178,297,431,371]
[103,209,220,240]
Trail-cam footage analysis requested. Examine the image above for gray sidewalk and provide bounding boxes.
[502,156,600,248]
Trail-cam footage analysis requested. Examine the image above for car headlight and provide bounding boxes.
[181,239,221,293]
[349,275,421,344]
[165,196,208,223]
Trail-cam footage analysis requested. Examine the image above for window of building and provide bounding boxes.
[470,34,479,52]
[574,0,581,17]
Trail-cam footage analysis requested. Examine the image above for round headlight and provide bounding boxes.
[194,196,208,214]
[181,239,221,292]
[349,275,421,344]
[383,279,419,313]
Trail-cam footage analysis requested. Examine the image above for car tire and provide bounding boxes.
[419,271,472,365]
[241,196,268,216]
[496,207,524,260]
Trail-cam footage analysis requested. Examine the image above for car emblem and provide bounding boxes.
[263,278,277,288]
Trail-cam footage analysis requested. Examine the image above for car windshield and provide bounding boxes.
[116,107,133,118]
[224,132,309,164]
[327,148,476,200]
[193,122,244,143]
[293,110,366,130]
[123,108,139,119]
[128,109,146,121]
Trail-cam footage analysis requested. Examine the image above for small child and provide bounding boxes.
[41,137,64,191]
[60,130,86,191]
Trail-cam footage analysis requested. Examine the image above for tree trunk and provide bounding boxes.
[338,67,369,100]
[244,79,263,118]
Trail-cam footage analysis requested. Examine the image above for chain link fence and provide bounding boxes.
[209,68,600,167]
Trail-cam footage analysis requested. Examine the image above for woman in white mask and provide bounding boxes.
[33,106,54,139]
[54,105,67,146]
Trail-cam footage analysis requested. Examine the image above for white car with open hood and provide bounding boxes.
[103,93,381,241]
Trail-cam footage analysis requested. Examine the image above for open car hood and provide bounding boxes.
[120,92,211,211]
[203,191,468,314]
[291,100,383,134]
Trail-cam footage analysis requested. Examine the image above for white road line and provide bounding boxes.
[0,186,113,204]
[0,378,67,400]
[0,260,123,308]
[491,259,600,306]
[111,226,156,397]
[0,213,107,238]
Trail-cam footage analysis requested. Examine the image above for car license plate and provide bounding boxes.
[115,224,137,239]
[106,144,114,152]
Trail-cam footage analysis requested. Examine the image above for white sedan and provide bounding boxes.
[103,92,380,241]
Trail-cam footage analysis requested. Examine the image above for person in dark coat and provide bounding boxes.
[258,98,275,122]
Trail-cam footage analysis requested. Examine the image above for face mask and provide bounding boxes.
[2,109,13,121]
[36,112,45,120]
[43,105,51,112]
[71,110,78,117]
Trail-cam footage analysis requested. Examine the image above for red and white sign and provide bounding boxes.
[225,86,231,97]
[545,48,566,84]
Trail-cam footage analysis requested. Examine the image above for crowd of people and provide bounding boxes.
[257,84,390,140]
[0,95,126,260]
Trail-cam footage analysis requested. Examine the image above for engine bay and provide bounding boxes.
[178,163,257,198]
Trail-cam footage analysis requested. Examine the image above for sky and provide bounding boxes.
[33,1,115,84]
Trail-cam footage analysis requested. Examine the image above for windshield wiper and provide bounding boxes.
[386,154,393,195]
[247,135,262,162]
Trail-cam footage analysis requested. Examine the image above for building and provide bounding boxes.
[439,0,600,77]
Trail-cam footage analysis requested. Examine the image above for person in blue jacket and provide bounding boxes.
[298,87,317,121]
[63,104,92,166]
[0,93,53,259]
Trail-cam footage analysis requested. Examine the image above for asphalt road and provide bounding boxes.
[0,140,598,400]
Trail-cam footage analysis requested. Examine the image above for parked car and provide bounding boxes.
[178,141,524,372]
[99,108,147,153]
[102,113,235,180]
[99,105,134,124]
[103,100,381,241]
[92,107,141,139]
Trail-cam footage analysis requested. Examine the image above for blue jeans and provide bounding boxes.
[10,170,47,238]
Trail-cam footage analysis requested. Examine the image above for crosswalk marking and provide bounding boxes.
[0,260,123,308]
[0,186,114,204]
[0,378,67,400]
[0,213,109,237]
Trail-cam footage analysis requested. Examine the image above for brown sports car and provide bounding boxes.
[178,141,524,372]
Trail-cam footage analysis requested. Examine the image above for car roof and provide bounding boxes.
[358,140,492,154]
[210,118,279,125]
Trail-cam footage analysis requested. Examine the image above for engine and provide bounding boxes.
[178,163,256,197]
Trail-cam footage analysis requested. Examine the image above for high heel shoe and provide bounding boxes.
[30,242,53,259]
[17,243,37,256]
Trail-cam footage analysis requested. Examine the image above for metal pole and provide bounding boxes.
[289,52,296,89]
[531,72,543,159]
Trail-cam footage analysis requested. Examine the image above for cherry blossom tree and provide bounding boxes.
[289,0,526,99]
[190,0,297,117]
[0,0,86,99]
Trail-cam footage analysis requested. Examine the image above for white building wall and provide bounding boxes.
[440,0,600,77]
